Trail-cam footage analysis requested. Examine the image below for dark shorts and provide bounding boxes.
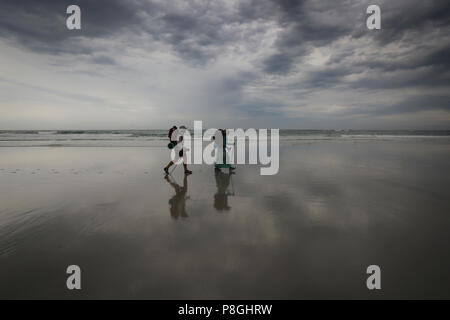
[170,140,183,158]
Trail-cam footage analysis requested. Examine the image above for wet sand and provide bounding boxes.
[1,140,450,299]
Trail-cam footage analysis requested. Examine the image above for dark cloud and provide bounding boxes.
[3,0,448,72]
[153,11,225,64]
[384,94,450,115]
[0,0,140,54]
[346,94,450,117]
[162,13,198,32]
[237,0,277,22]
[353,45,450,74]
[0,0,259,65]
[372,0,450,45]
[261,0,358,74]
[0,0,449,127]
[262,0,450,77]
[91,55,117,65]
[304,67,352,89]
[263,53,294,75]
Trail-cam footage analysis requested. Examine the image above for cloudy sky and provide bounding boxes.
[0,0,449,129]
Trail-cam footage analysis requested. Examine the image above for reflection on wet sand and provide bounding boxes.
[2,141,450,299]
[214,168,235,212]
[165,174,189,219]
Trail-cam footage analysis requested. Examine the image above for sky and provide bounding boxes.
[0,0,449,130]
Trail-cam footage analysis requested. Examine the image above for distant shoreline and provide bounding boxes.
[2,129,450,136]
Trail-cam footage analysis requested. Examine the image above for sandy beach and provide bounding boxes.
[1,135,450,299]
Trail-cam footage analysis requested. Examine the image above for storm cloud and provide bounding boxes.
[0,0,449,129]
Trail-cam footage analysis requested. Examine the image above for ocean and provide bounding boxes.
[1,129,450,147]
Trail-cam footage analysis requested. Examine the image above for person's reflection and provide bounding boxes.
[165,174,189,219]
[214,168,234,212]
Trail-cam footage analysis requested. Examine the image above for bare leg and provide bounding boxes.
[183,163,192,175]
[164,161,174,174]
